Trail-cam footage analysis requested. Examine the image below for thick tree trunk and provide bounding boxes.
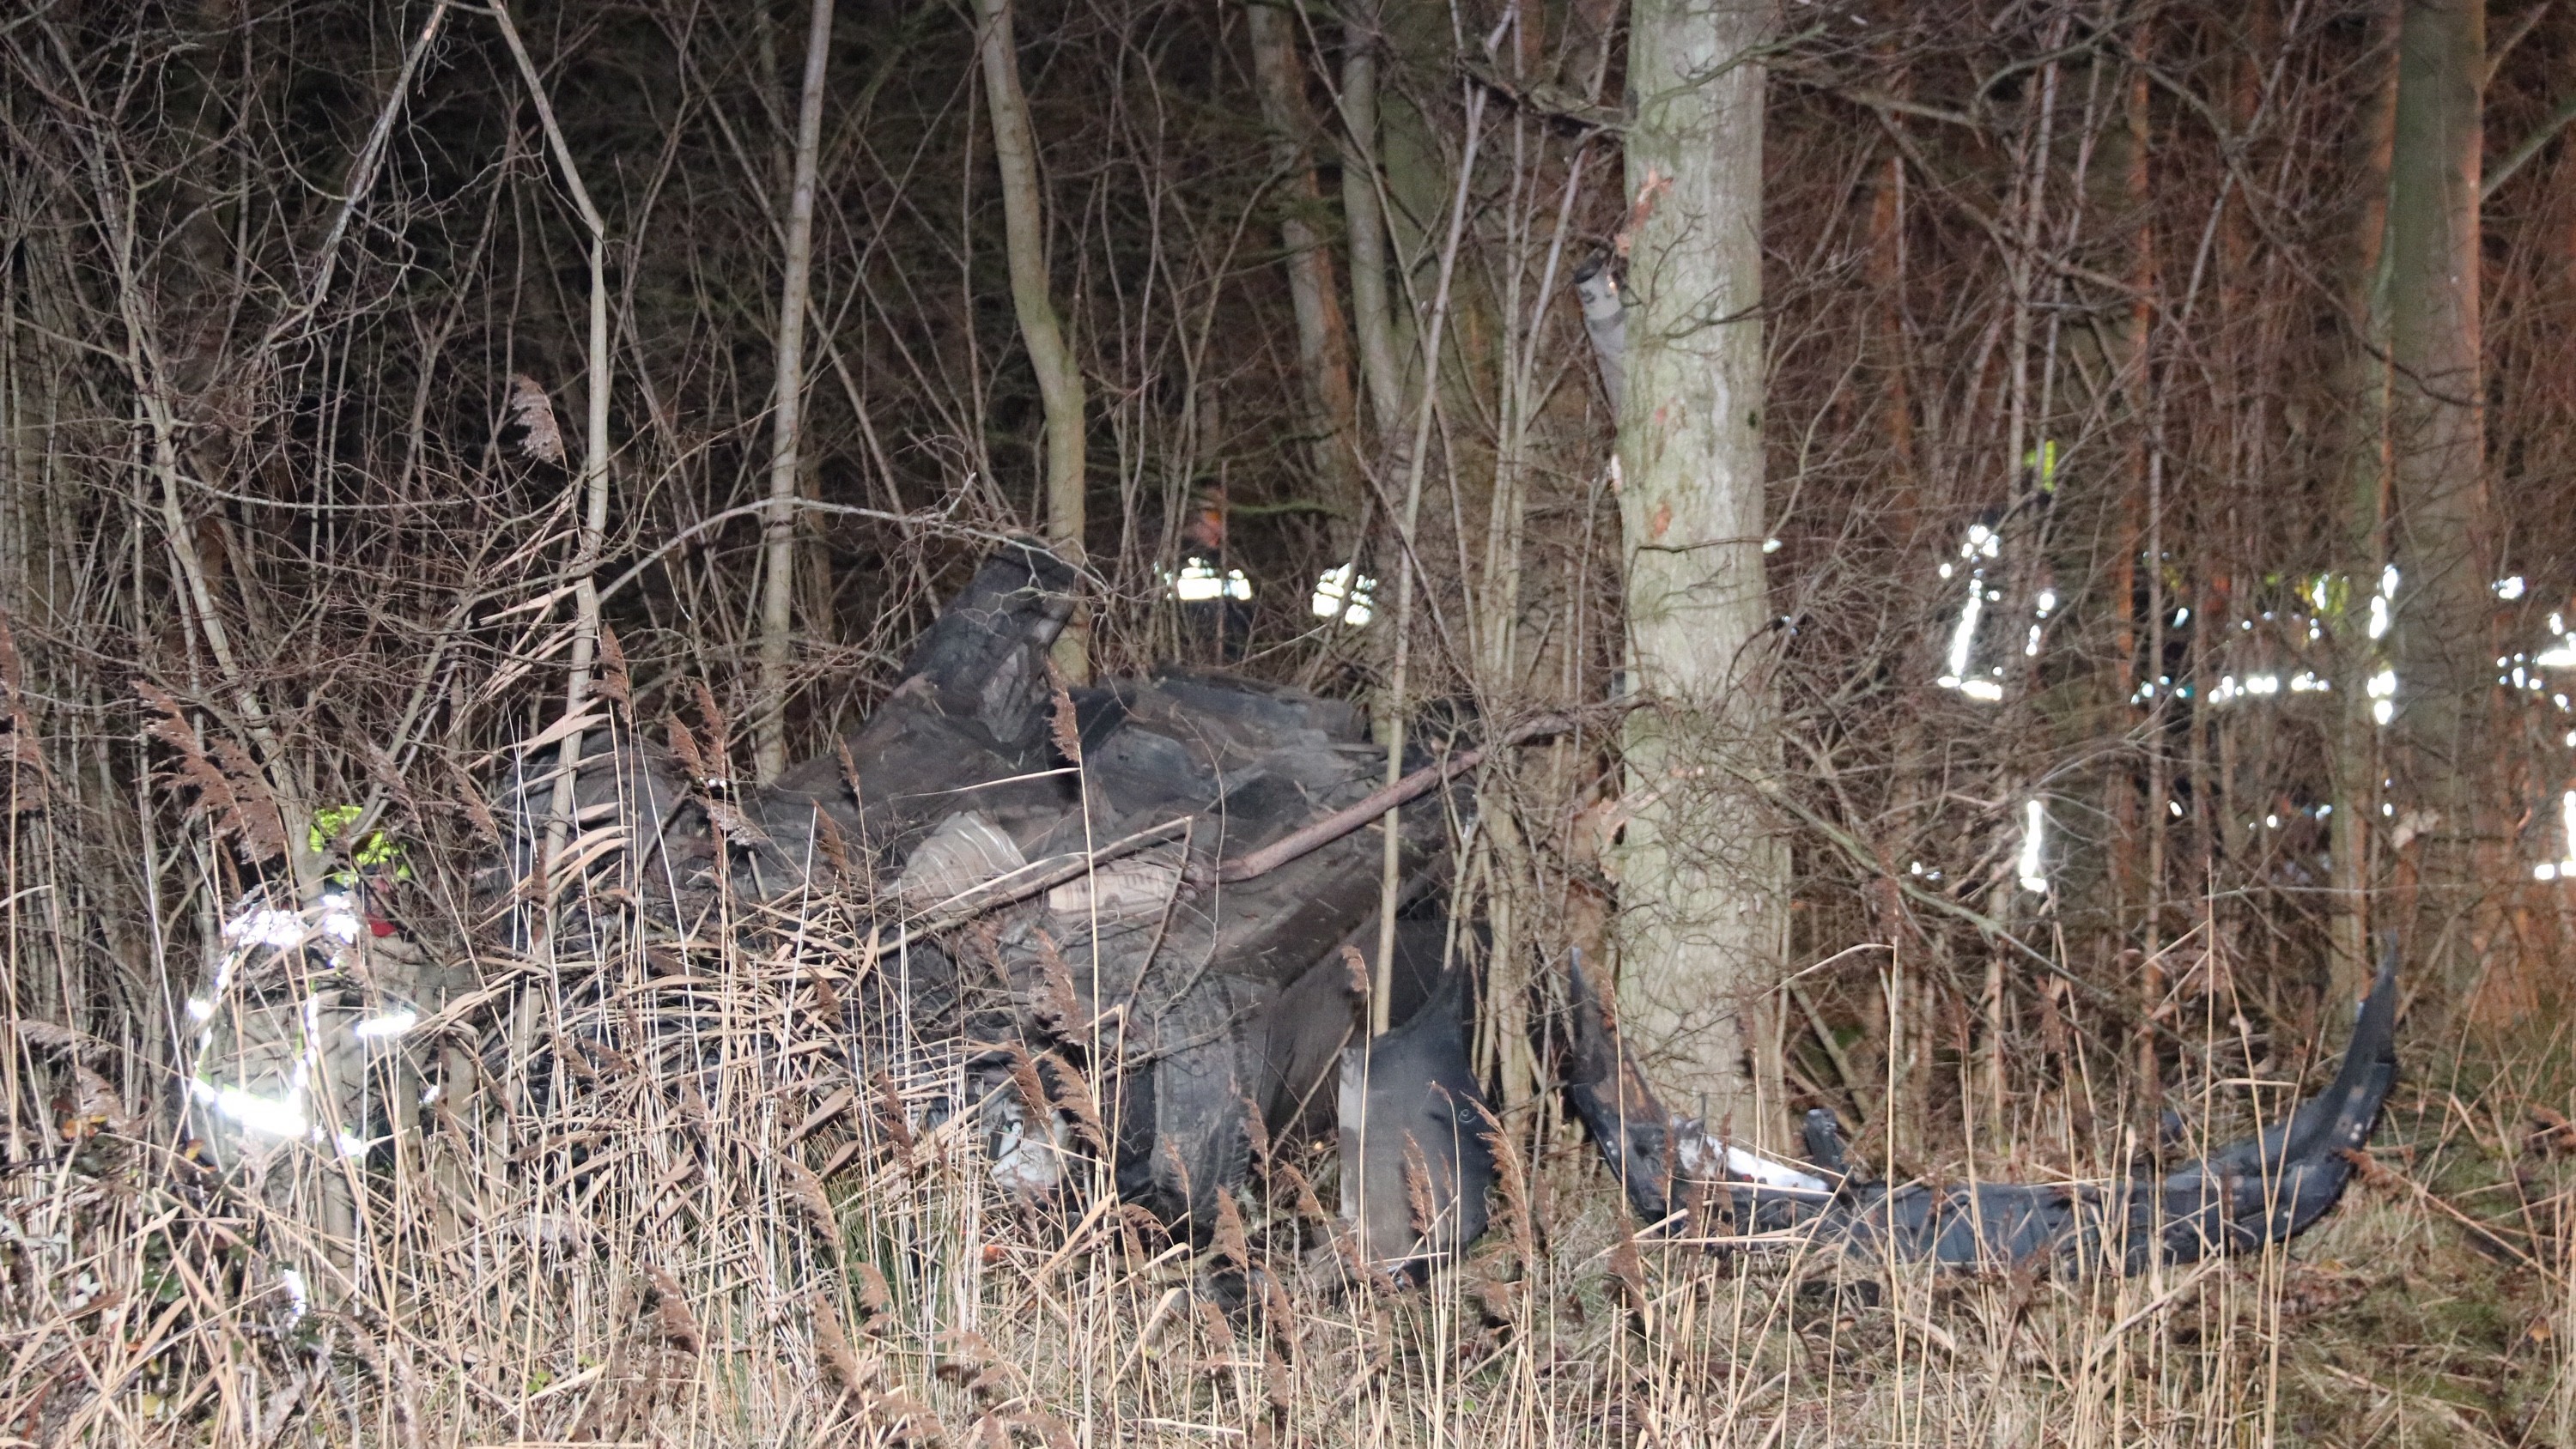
[975,0,1089,678]
[1245,1,1363,535]
[1613,0,1783,1141]
[2384,0,2491,1000]
[753,0,835,783]
[2327,9,2401,1008]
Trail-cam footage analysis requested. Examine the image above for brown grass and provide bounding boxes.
[5,806,2573,1448]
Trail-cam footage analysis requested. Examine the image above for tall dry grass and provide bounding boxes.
[5,740,2573,1449]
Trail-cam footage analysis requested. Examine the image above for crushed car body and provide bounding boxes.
[184,541,2399,1283]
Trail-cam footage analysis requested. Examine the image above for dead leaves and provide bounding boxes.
[779,1155,837,1237]
[1042,1052,1109,1159]
[137,681,289,863]
[978,1410,1075,1449]
[1271,1160,1330,1227]
[999,1050,1054,1153]
[1210,1187,1251,1275]
[872,1070,918,1155]
[596,621,631,706]
[851,1261,895,1326]
[506,373,565,466]
[1192,1299,1238,1367]
[643,1266,702,1356]
[866,1385,949,1446]
[1608,1234,1653,1333]
[806,1289,1070,1449]
[1480,1106,1539,1264]
[935,1330,1024,1400]
[1025,932,1082,1039]
[1400,1135,1438,1240]
[1043,660,1083,767]
[51,1065,129,1145]
[568,1265,702,1444]
[809,1293,878,1394]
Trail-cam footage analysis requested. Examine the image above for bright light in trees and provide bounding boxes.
[2017,799,2048,894]
[1166,558,1252,604]
[1309,565,1374,625]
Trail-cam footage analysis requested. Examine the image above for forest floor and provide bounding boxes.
[3,926,2573,1448]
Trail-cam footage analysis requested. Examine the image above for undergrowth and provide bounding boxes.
[3,857,2573,1449]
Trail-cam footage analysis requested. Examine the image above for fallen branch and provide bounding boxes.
[1206,700,1644,886]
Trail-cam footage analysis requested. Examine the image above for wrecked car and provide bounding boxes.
[181,541,2399,1282]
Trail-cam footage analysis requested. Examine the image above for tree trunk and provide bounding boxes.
[0,175,36,627]
[2384,0,2491,1000]
[1338,1,1404,444]
[1245,0,1363,537]
[2115,27,2162,1084]
[1613,0,1783,1143]
[2326,8,2401,1009]
[975,0,1089,678]
[1370,82,1485,1035]
[1368,0,1455,401]
[493,0,614,888]
[753,0,835,784]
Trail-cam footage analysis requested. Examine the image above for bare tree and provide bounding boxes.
[753,0,838,783]
[1336,1,1404,445]
[1613,0,1783,1138]
[2327,7,2402,1008]
[1246,0,1362,537]
[2385,0,2494,999]
[493,0,616,881]
[975,0,1089,678]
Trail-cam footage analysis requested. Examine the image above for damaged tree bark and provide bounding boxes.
[1613,0,1784,1140]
